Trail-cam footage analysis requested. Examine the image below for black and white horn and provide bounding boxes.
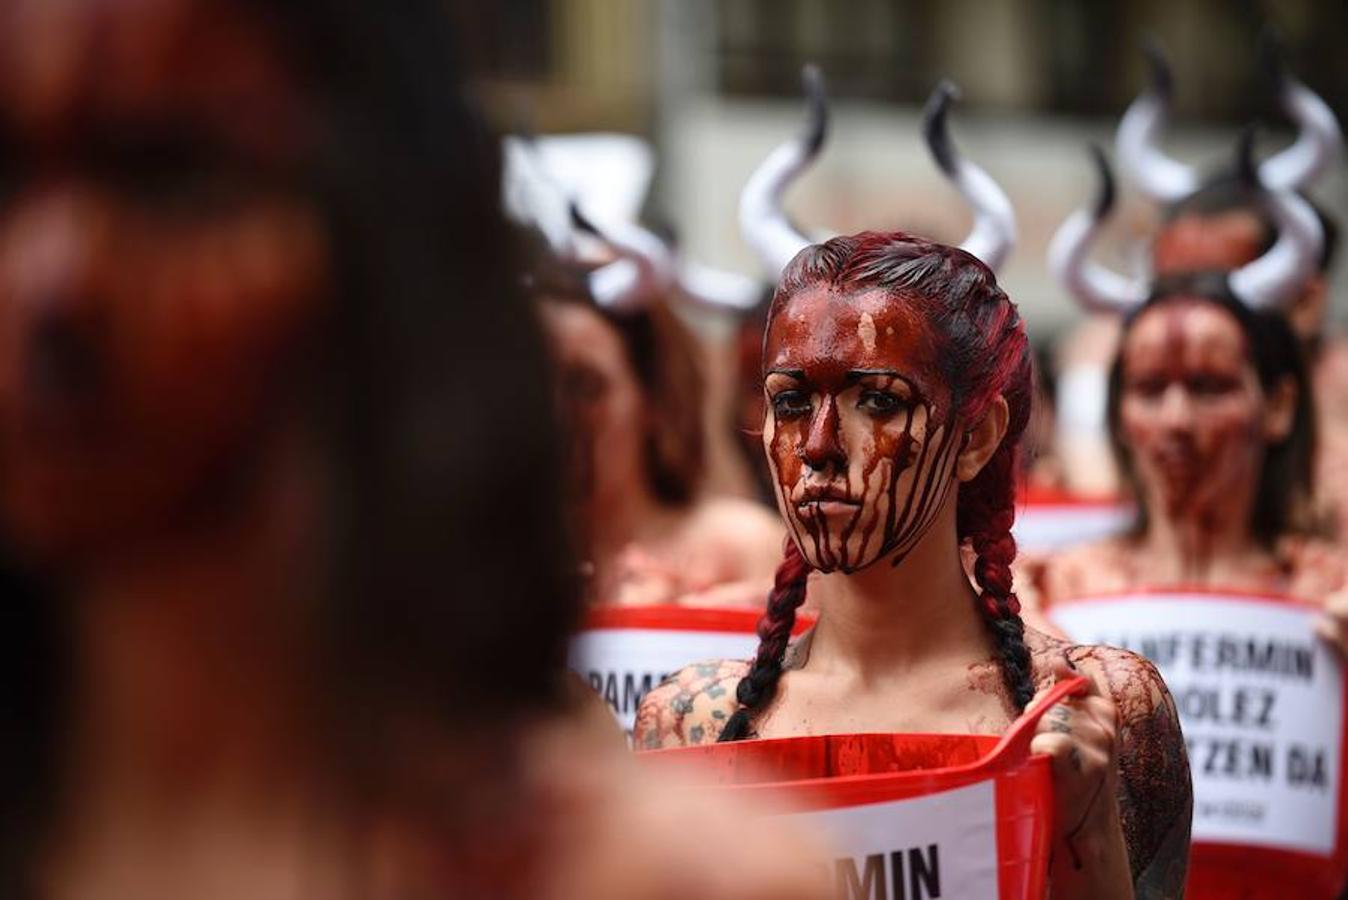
[678,261,762,312]
[571,206,677,314]
[1046,145,1149,314]
[738,64,829,278]
[1229,128,1325,310]
[1257,31,1343,191]
[1114,41,1200,203]
[921,80,1016,272]
[502,135,578,257]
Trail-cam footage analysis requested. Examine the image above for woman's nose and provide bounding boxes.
[1158,383,1193,429]
[799,395,846,471]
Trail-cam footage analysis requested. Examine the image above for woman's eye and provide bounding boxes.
[771,391,811,419]
[1188,375,1238,396]
[1127,377,1167,399]
[95,136,256,216]
[857,389,902,416]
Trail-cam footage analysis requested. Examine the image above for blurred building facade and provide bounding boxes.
[454,0,1348,332]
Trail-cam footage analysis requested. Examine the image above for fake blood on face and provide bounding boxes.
[1118,299,1268,523]
[761,287,961,573]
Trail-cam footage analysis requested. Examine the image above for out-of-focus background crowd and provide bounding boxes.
[1,1,1344,898]
[455,0,1347,500]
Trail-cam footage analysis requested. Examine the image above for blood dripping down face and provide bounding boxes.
[762,286,961,573]
[1117,297,1274,524]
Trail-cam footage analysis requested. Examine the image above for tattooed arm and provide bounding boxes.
[632,659,746,750]
[1075,646,1193,899]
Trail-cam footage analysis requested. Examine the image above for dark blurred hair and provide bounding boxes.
[1106,272,1316,545]
[2,1,579,892]
[1162,172,1339,273]
[530,250,706,505]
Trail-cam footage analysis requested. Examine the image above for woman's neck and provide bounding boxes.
[804,496,991,684]
[1138,485,1268,583]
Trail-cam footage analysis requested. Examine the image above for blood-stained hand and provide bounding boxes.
[1028,657,1134,899]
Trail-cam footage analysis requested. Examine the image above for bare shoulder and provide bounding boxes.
[633,658,747,750]
[1278,534,1348,601]
[1027,630,1192,891]
[683,498,783,563]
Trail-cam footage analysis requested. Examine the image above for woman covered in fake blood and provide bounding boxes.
[636,76,1192,900]
[1021,141,1348,638]
[508,158,784,609]
[1114,40,1348,559]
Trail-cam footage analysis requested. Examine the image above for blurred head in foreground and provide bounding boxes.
[0,0,577,893]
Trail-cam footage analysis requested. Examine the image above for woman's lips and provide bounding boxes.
[795,498,861,520]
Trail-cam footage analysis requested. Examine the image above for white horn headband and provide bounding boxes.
[738,64,829,279]
[738,68,1018,279]
[1257,32,1343,191]
[677,260,762,313]
[1227,129,1325,310]
[922,79,1016,272]
[1047,145,1149,314]
[569,205,676,314]
[1049,137,1324,315]
[1114,42,1199,204]
[1116,39,1342,203]
[503,136,674,314]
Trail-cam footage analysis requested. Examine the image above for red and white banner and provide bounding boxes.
[568,606,813,734]
[640,677,1088,900]
[1050,590,1347,896]
[787,780,998,900]
[1011,488,1133,554]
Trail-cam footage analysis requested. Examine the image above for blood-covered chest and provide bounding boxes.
[749,669,1016,739]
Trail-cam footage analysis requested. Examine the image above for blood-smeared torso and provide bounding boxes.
[634,628,1191,891]
[1017,534,1348,617]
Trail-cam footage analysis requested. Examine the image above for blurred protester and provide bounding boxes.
[1049,42,1343,509]
[1154,178,1345,528]
[638,81,1191,900]
[1025,147,1348,630]
[1117,42,1347,539]
[512,189,783,609]
[1022,340,1069,491]
[0,3,822,899]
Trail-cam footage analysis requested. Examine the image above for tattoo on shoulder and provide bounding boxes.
[632,659,747,750]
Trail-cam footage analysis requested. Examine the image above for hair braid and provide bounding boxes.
[959,441,1035,711]
[717,540,811,742]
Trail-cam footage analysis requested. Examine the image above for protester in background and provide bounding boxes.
[1117,42,1347,540]
[528,237,783,609]
[1025,147,1348,657]
[1153,177,1346,534]
[0,3,823,899]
